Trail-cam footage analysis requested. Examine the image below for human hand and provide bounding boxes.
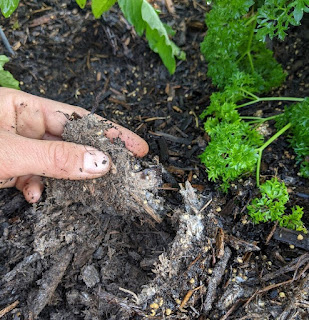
[0,88,148,203]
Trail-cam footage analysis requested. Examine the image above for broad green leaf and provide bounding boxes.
[91,0,117,18]
[141,1,168,38]
[119,0,185,74]
[145,26,175,74]
[0,0,20,17]
[0,55,9,68]
[163,23,176,37]
[0,55,20,89]
[75,0,87,9]
[118,0,145,35]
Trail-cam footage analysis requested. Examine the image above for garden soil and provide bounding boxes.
[0,1,308,319]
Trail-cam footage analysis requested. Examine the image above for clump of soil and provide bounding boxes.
[46,114,164,224]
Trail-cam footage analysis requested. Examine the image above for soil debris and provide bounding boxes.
[46,114,164,224]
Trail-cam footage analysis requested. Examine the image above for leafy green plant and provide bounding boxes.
[256,0,309,41]
[248,178,307,233]
[201,0,286,90]
[0,0,19,17]
[0,55,19,89]
[76,0,117,18]
[275,98,309,178]
[199,0,308,190]
[118,0,185,74]
[199,71,306,190]
[200,120,263,192]
[0,0,185,74]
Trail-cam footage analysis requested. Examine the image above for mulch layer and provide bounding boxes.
[0,1,308,319]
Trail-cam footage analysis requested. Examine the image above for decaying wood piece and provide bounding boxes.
[203,246,232,314]
[28,247,72,319]
[273,227,309,250]
[135,181,220,317]
[4,253,41,282]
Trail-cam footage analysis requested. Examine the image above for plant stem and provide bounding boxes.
[236,17,257,72]
[241,114,282,124]
[256,123,291,187]
[241,89,259,100]
[237,97,304,108]
[246,18,256,74]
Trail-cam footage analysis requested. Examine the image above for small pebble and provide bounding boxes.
[236,257,243,264]
[150,302,159,310]
[297,234,304,241]
[165,308,172,316]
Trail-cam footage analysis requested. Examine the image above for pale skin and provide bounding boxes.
[0,88,149,203]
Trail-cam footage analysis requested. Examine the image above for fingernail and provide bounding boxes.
[83,150,110,174]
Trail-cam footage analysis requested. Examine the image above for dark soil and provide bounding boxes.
[0,1,308,319]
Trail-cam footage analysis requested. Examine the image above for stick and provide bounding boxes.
[0,300,19,318]
[0,26,15,56]
[28,247,72,318]
[203,246,232,313]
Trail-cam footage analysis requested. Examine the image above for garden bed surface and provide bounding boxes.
[0,1,308,319]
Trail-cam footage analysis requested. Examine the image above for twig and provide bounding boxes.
[244,264,308,309]
[4,253,41,282]
[108,96,131,110]
[118,287,139,304]
[91,76,110,114]
[0,26,15,56]
[0,300,19,318]
[179,285,203,312]
[203,246,232,313]
[225,234,260,252]
[219,299,243,320]
[130,192,162,223]
[261,253,309,282]
[265,221,278,244]
[199,198,212,214]
[165,0,176,14]
[149,131,192,145]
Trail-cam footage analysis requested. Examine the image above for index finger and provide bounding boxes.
[2,88,149,157]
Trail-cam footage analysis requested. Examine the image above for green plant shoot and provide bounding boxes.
[248,178,307,233]
[0,55,19,89]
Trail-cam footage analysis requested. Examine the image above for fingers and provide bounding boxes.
[0,175,44,203]
[0,88,149,157]
[15,175,44,203]
[0,131,111,180]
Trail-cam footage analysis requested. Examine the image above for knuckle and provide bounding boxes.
[48,142,72,173]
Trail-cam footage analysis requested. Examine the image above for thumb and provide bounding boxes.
[0,131,111,180]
